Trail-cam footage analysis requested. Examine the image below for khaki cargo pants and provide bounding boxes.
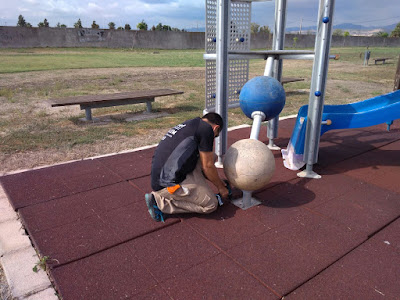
[153,161,218,214]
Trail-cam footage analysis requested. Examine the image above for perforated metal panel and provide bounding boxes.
[205,0,217,53]
[205,0,250,111]
[205,60,216,108]
[230,1,251,51]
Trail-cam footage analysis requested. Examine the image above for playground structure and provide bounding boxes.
[204,0,336,208]
[204,0,400,209]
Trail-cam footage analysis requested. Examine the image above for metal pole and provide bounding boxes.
[250,111,266,140]
[265,0,287,150]
[215,0,230,167]
[299,0,335,179]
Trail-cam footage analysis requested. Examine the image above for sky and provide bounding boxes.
[0,0,399,30]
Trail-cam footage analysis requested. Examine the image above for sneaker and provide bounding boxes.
[145,193,165,222]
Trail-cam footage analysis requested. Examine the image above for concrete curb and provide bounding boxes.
[0,186,57,300]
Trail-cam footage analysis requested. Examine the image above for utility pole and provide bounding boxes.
[299,17,303,34]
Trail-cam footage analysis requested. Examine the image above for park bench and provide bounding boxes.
[373,57,391,65]
[281,77,304,84]
[50,89,184,121]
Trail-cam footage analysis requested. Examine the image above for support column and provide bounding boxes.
[215,0,230,167]
[84,107,92,121]
[265,0,287,150]
[299,0,335,179]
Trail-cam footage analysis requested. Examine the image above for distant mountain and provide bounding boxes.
[186,23,397,34]
[287,22,397,34]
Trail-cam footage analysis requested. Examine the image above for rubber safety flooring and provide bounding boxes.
[1,118,400,299]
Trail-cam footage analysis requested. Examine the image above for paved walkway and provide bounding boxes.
[0,118,399,299]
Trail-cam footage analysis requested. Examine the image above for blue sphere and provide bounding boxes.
[239,76,286,120]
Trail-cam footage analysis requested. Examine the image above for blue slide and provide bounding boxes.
[282,89,400,170]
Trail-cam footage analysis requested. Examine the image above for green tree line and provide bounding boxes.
[16,15,186,31]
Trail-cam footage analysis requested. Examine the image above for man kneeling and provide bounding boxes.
[145,113,229,222]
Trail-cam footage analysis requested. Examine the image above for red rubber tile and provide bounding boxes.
[97,149,154,180]
[128,222,220,283]
[227,227,326,296]
[271,212,366,261]
[316,140,371,168]
[227,125,292,149]
[313,183,400,235]
[19,182,141,233]
[162,253,279,299]
[268,173,364,209]
[100,200,180,242]
[0,159,122,209]
[183,202,270,250]
[371,218,400,252]
[51,243,159,300]
[0,168,70,210]
[328,140,400,194]
[263,154,298,188]
[55,159,123,192]
[249,189,306,229]
[129,176,152,194]
[132,286,171,300]
[30,214,120,267]
[287,230,400,299]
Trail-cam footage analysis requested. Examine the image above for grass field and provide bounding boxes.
[0,46,398,172]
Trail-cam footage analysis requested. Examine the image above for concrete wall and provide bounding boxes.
[0,27,205,49]
[1,26,400,49]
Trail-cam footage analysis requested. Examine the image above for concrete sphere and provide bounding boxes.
[223,139,275,191]
[239,76,286,121]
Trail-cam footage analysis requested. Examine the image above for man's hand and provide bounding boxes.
[199,151,229,199]
[218,185,229,199]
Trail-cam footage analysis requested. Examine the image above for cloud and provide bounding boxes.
[1,0,399,29]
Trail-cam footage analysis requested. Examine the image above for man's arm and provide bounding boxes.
[199,151,229,198]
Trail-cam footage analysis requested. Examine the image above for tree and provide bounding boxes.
[17,15,26,27]
[333,29,343,36]
[74,19,83,28]
[91,21,99,29]
[56,22,67,28]
[250,23,270,35]
[137,20,148,30]
[155,23,171,31]
[26,23,32,28]
[250,23,260,34]
[344,31,350,37]
[117,26,124,30]
[376,31,389,38]
[124,23,131,30]
[259,25,271,35]
[390,22,400,37]
[108,22,116,29]
[38,18,49,28]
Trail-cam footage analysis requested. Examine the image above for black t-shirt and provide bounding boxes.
[151,117,214,191]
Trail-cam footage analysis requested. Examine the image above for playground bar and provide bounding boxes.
[300,0,335,178]
[214,0,230,167]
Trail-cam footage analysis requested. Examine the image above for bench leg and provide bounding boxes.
[146,101,152,113]
[85,108,93,121]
